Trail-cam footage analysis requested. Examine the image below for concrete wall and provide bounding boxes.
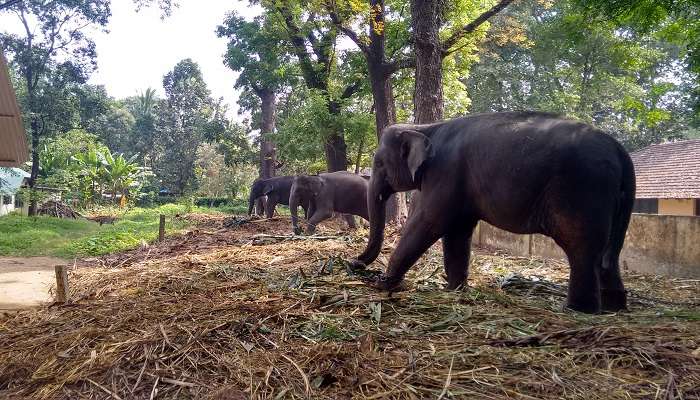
[475,213,700,278]
[658,198,696,216]
[0,194,15,216]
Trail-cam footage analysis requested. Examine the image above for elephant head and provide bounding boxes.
[248,179,272,216]
[289,175,322,234]
[351,125,434,267]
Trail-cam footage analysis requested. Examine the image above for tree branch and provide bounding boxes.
[325,1,369,55]
[384,56,415,74]
[441,0,516,56]
[0,0,21,10]
[341,80,361,99]
[275,4,323,89]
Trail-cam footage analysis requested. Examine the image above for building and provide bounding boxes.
[630,139,700,216]
[0,167,30,216]
[1,50,28,168]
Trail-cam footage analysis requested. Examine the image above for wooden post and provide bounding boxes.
[159,214,166,242]
[54,265,68,303]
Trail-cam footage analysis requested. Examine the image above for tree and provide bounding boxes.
[0,0,173,215]
[265,0,362,172]
[156,59,219,194]
[410,0,516,123]
[467,0,698,149]
[218,12,291,182]
[123,88,160,167]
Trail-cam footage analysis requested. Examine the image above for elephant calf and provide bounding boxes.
[350,111,635,314]
[248,176,308,218]
[289,171,369,235]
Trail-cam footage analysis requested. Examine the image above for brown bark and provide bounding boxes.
[410,0,516,124]
[257,88,277,180]
[411,0,445,124]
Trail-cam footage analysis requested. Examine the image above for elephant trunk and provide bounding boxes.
[289,182,303,235]
[353,174,389,267]
[247,187,257,216]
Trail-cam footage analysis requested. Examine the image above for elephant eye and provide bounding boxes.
[375,160,383,168]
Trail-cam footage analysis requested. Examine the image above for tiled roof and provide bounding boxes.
[0,51,28,167]
[630,139,700,199]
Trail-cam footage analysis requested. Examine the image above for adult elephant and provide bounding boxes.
[248,176,308,218]
[289,171,370,235]
[349,112,635,314]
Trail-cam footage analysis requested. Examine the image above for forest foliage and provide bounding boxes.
[1,0,697,207]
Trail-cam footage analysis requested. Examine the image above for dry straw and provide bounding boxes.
[1,215,698,399]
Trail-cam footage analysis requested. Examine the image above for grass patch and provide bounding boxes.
[0,215,99,257]
[0,204,231,258]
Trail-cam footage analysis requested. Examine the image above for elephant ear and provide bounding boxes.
[262,183,274,195]
[400,130,434,184]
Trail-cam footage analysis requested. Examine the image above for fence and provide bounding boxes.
[474,213,700,278]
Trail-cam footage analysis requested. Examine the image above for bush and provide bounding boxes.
[194,197,233,208]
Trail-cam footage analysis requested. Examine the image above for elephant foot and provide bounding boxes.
[305,224,317,235]
[563,298,601,314]
[371,274,409,293]
[347,259,367,271]
[601,289,628,313]
[445,280,468,291]
[293,226,303,235]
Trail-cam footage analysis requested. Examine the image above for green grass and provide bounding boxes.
[0,204,230,259]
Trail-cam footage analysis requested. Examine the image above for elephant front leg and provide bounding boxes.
[265,196,277,219]
[376,212,444,291]
[306,209,332,235]
[442,224,476,290]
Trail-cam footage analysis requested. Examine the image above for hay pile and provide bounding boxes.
[37,201,82,219]
[1,215,698,399]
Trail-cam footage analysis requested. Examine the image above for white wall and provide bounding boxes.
[0,194,15,216]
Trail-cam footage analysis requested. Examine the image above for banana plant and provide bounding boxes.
[100,148,140,204]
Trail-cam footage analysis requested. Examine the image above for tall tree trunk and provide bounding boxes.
[326,100,349,172]
[26,61,39,216]
[27,120,39,216]
[258,89,277,180]
[411,0,444,124]
[257,89,277,213]
[354,136,364,174]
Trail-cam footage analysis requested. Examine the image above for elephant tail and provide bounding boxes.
[602,146,636,270]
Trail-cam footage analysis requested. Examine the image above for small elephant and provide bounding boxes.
[289,171,370,235]
[350,111,635,314]
[248,176,308,218]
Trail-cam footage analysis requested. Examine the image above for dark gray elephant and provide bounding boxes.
[349,111,635,314]
[248,176,308,218]
[289,171,370,235]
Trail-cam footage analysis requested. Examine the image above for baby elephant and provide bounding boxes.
[289,171,369,235]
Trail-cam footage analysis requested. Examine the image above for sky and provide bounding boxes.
[1,0,263,118]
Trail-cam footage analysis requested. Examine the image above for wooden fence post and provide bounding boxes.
[159,214,166,242]
[55,265,69,303]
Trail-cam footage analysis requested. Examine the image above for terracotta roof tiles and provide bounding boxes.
[630,139,700,199]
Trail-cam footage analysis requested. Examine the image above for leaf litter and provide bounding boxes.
[0,214,698,399]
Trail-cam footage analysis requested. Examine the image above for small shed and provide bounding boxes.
[630,139,700,216]
[0,167,30,216]
[0,50,28,167]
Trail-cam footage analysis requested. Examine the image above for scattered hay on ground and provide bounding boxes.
[1,214,698,399]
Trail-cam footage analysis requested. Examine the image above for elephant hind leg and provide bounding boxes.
[599,261,627,312]
[442,222,477,290]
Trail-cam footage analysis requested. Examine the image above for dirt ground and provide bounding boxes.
[0,257,66,310]
[0,214,698,399]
